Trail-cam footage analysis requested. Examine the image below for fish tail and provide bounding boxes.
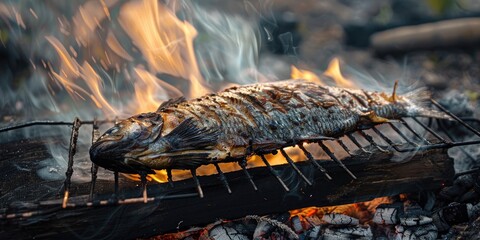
[402,88,452,120]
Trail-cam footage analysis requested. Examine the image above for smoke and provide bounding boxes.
[0,0,263,183]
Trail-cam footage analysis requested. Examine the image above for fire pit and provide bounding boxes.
[1,100,479,239]
[1,1,480,239]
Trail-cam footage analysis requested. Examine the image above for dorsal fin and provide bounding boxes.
[156,96,186,112]
[388,80,399,103]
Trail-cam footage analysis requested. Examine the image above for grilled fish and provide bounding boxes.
[89,80,450,174]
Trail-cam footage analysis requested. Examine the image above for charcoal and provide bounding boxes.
[396,223,438,240]
[373,203,403,225]
[209,225,249,240]
[246,215,298,240]
[439,174,475,201]
[323,226,373,240]
[306,225,321,240]
[457,216,480,240]
[291,216,304,233]
[399,215,433,226]
[322,213,359,225]
[432,203,473,232]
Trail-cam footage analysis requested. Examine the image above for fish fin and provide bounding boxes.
[124,158,156,174]
[403,87,431,108]
[251,139,287,153]
[361,111,391,124]
[157,96,186,112]
[388,80,399,103]
[296,135,336,142]
[403,88,453,120]
[164,118,218,151]
[166,152,211,169]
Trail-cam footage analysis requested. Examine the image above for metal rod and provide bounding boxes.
[214,163,232,194]
[431,99,480,137]
[259,155,290,191]
[62,117,81,209]
[114,171,119,197]
[346,133,370,153]
[89,118,100,202]
[411,117,448,143]
[298,144,332,180]
[279,149,313,186]
[358,131,388,152]
[190,169,204,198]
[336,139,353,155]
[318,142,357,179]
[166,169,174,188]
[437,119,477,162]
[140,173,148,203]
[387,122,418,146]
[238,158,258,191]
[400,119,431,144]
[0,120,73,133]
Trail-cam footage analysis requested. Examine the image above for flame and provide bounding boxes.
[290,66,324,85]
[291,196,393,224]
[42,1,354,184]
[324,57,356,88]
[118,0,209,98]
[47,0,210,118]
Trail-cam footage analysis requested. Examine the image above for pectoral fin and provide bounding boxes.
[164,118,218,151]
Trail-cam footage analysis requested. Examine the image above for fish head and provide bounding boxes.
[89,112,164,174]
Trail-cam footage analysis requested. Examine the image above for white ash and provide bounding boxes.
[399,215,433,226]
[322,213,360,225]
[395,223,438,240]
[323,226,373,240]
[306,225,321,240]
[209,225,249,240]
[373,203,402,225]
[245,215,298,240]
[291,216,304,233]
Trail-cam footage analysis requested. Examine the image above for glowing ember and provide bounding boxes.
[290,197,393,224]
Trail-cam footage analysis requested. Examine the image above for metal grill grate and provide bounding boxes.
[0,99,479,220]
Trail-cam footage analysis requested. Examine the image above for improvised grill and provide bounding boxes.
[0,96,479,239]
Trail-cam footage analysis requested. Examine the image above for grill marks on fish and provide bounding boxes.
[161,82,371,158]
[90,80,453,174]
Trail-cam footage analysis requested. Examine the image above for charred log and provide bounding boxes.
[0,145,453,239]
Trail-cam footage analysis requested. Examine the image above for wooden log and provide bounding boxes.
[0,146,453,239]
[371,18,480,55]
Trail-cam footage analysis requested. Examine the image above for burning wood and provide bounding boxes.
[0,144,454,239]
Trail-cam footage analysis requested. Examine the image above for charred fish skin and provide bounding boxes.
[89,80,450,174]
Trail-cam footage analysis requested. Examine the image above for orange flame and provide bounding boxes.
[291,196,393,224]
[45,1,359,184]
[324,57,355,88]
[290,66,324,85]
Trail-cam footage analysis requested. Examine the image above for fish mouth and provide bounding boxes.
[89,138,154,174]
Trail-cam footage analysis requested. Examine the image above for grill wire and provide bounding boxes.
[0,99,479,220]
